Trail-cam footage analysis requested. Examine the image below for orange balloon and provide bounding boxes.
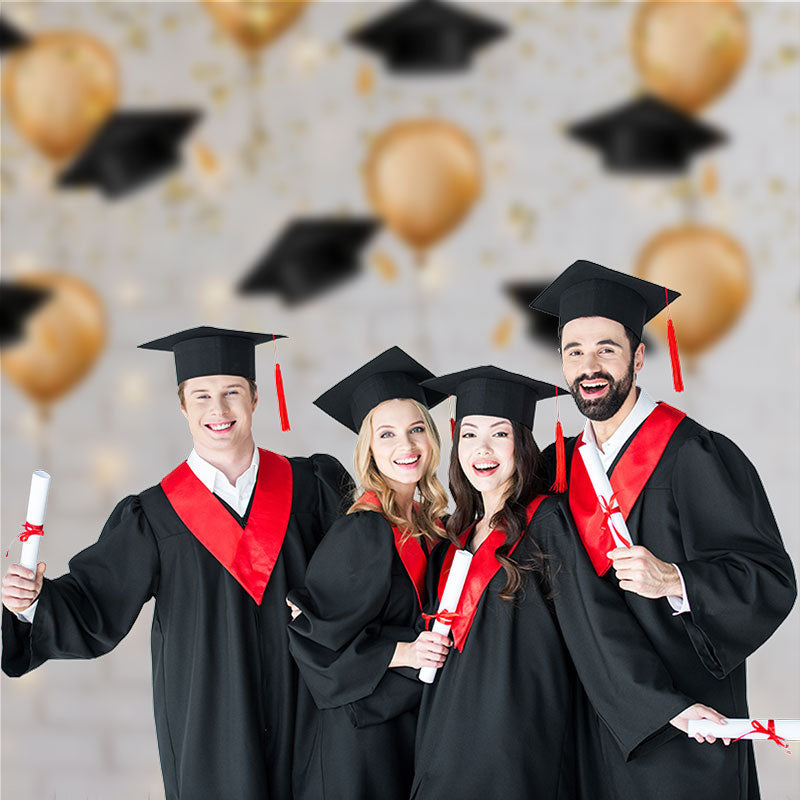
[632,0,748,112]
[1,273,107,406]
[365,119,482,252]
[2,31,119,161]
[201,0,310,54]
[635,225,750,356]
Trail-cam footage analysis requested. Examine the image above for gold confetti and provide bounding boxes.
[701,163,719,195]
[211,85,230,106]
[492,315,514,349]
[372,251,399,283]
[508,203,537,240]
[194,141,219,175]
[126,25,149,51]
[357,62,375,96]
[163,178,192,204]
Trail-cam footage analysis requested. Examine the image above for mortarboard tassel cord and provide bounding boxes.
[449,395,456,440]
[550,386,567,493]
[273,335,291,432]
[665,287,684,393]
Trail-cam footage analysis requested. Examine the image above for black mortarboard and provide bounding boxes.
[567,95,725,173]
[0,282,51,346]
[58,110,201,198]
[314,346,447,434]
[238,217,381,305]
[349,0,506,73]
[505,281,560,347]
[0,16,29,53]
[529,260,680,341]
[421,366,565,429]
[138,326,281,384]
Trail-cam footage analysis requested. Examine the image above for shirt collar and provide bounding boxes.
[583,387,657,467]
[186,446,260,495]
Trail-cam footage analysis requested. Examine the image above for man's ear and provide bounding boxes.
[252,391,258,412]
[633,342,645,374]
[180,403,189,420]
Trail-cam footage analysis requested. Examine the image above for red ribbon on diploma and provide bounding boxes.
[422,609,458,630]
[4,522,44,558]
[599,492,630,548]
[733,720,791,753]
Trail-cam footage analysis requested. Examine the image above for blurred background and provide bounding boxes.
[1,1,798,797]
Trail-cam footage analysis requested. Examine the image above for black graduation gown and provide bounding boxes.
[287,510,426,800]
[412,496,693,800]
[2,453,353,800]
[542,416,797,800]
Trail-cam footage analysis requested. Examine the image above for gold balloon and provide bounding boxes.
[632,0,748,112]
[1,273,107,407]
[201,0,310,54]
[364,119,482,252]
[635,225,750,356]
[2,31,119,161]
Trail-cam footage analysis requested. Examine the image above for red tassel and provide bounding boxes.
[450,417,456,439]
[666,318,684,393]
[550,420,567,493]
[274,362,291,431]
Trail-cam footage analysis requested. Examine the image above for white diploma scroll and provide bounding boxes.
[419,549,473,685]
[688,719,800,741]
[577,441,632,549]
[20,470,50,573]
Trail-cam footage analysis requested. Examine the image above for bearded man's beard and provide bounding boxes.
[569,358,635,421]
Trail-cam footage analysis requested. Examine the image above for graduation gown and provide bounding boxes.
[287,501,429,800]
[2,451,353,800]
[542,411,797,800]
[412,496,692,800]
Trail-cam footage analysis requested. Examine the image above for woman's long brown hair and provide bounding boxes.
[446,418,551,600]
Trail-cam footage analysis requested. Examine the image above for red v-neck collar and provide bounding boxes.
[161,448,293,604]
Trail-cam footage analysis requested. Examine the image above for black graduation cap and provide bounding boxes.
[505,281,561,347]
[314,346,448,434]
[58,110,201,199]
[567,95,725,173]
[0,282,51,346]
[421,366,565,429]
[238,217,381,305]
[349,0,507,73]
[0,16,30,54]
[138,326,283,385]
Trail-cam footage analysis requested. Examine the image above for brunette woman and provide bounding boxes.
[287,347,453,800]
[411,366,727,800]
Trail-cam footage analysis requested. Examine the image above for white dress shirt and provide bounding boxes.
[17,447,260,623]
[584,388,690,615]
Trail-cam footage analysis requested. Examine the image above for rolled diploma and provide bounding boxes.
[578,442,632,549]
[419,549,473,685]
[20,470,50,573]
[688,719,800,740]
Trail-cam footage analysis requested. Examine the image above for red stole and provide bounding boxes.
[357,491,429,609]
[437,495,548,652]
[569,402,686,576]
[161,448,293,604]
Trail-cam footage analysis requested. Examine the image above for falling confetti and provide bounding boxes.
[357,62,375,95]
[371,251,398,282]
[492,314,514,349]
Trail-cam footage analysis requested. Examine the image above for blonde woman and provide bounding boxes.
[287,347,453,800]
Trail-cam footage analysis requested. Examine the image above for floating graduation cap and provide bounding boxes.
[139,326,291,430]
[0,16,30,54]
[530,259,684,392]
[504,281,561,347]
[349,0,507,73]
[58,110,201,199]
[567,95,725,173]
[0,282,51,346]
[314,346,447,434]
[238,217,381,305]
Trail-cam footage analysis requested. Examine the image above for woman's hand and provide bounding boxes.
[390,631,451,670]
[285,596,302,621]
[670,704,731,745]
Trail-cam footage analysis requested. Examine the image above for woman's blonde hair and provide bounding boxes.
[348,398,449,544]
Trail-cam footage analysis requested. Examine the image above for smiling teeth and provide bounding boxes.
[209,423,233,431]
[582,382,607,389]
[395,456,420,465]
[475,462,499,470]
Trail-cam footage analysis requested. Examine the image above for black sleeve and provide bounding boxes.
[671,433,797,678]
[539,500,693,761]
[309,453,355,539]
[287,511,418,713]
[2,495,160,677]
